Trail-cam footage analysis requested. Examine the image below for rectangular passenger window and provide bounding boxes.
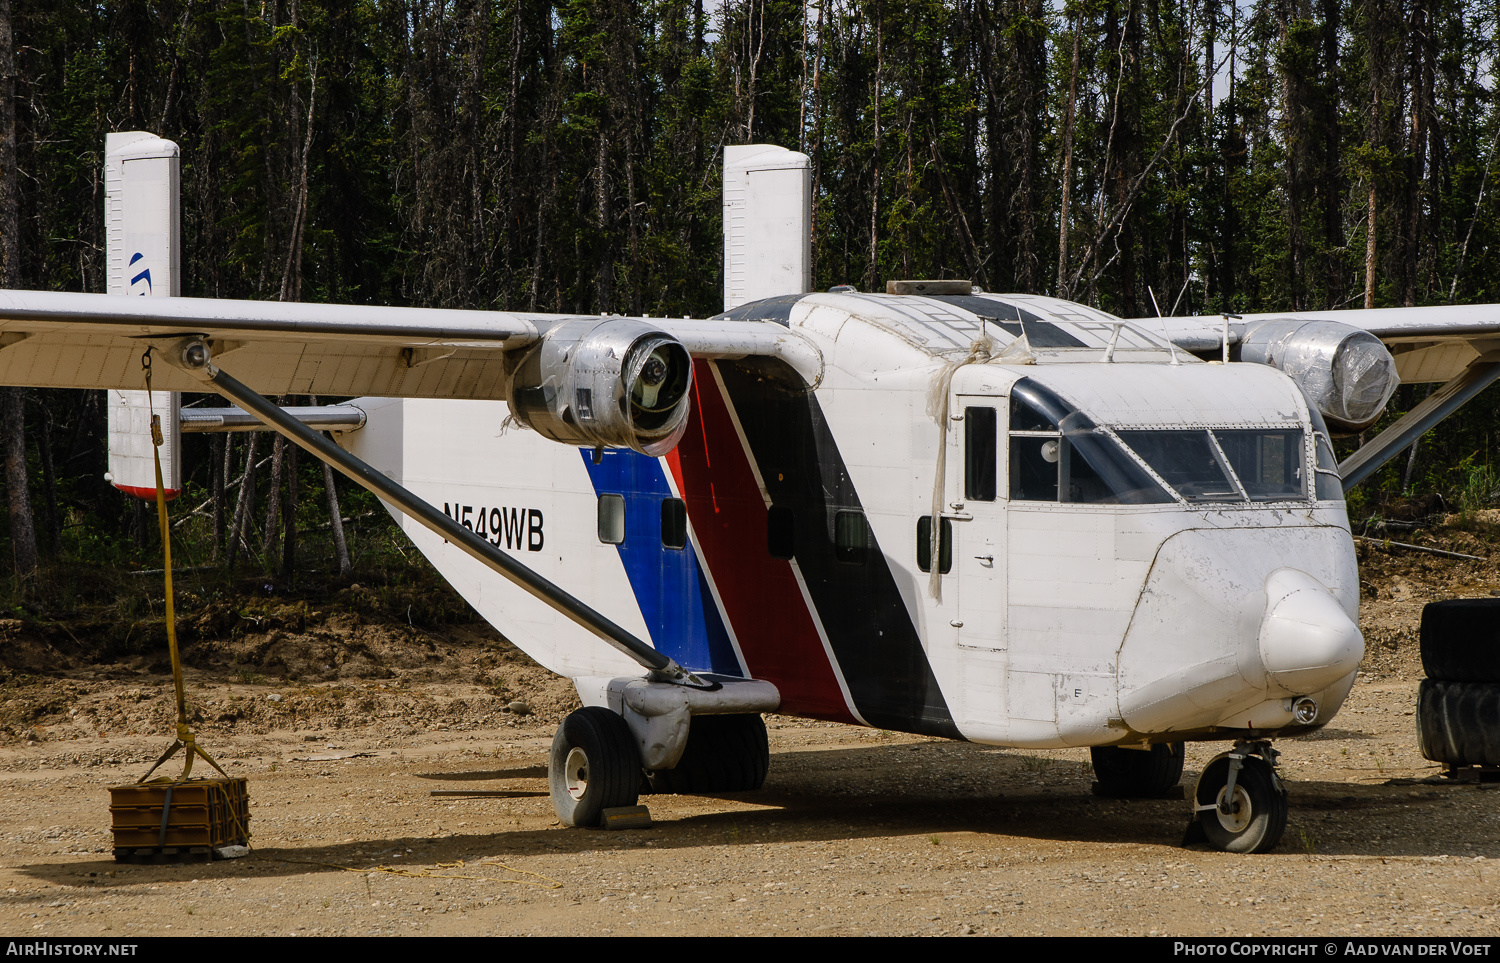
[916,515,952,574]
[598,493,625,544]
[661,497,687,549]
[835,510,868,565]
[964,406,998,501]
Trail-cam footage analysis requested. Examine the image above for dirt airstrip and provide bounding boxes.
[1,521,1498,937]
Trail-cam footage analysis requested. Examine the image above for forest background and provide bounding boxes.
[0,0,1497,602]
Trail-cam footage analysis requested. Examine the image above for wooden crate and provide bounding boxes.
[109,777,250,862]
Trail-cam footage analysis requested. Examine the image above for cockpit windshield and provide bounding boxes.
[1008,378,1316,507]
[1116,428,1307,503]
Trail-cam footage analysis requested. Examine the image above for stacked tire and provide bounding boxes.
[1417,599,1500,768]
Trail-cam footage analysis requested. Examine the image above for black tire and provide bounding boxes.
[648,714,770,794]
[1420,599,1500,682]
[1194,754,1287,854]
[1090,742,1184,797]
[1417,678,1500,766]
[548,707,641,827]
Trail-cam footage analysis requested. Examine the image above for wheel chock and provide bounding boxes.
[600,805,652,830]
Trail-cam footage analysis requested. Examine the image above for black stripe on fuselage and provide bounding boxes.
[717,361,961,739]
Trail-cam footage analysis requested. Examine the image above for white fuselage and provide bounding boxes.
[341,291,1363,749]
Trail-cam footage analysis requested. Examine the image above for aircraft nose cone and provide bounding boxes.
[1258,568,1364,694]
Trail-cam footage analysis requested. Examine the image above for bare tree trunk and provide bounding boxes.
[1365,181,1378,308]
[281,444,297,580]
[0,0,36,587]
[227,433,260,570]
[262,432,286,561]
[310,396,351,577]
[1056,12,1081,298]
[34,398,59,555]
[324,460,351,578]
[212,434,227,560]
[2,389,35,582]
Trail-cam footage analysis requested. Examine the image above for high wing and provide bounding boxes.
[1140,304,1500,487]
[0,288,816,399]
[1142,304,1500,384]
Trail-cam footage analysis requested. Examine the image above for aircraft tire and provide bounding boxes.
[1417,678,1500,766]
[1419,599,1500,682]
[1089,742,1184,797]
[648,714,770,795]
[1194,754,1286,855]
[548,707,641,827]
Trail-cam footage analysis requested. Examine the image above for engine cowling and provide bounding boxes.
[506,318,694,456]
[1238,319,1399,432]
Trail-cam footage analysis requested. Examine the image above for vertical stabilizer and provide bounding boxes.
[722,145,811,312]
[104,132,182,500]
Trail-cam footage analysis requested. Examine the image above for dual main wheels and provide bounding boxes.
[548,708,771,827]
[548,707,641,828]
[648,714,769,795]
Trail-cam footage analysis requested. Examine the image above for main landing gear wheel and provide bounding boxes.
[648,714,770,794]
[548,707,641,827]
[1091,742,1184,797]
[1193,747,1287,854]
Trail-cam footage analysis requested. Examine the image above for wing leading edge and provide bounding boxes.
[0,289,818,400]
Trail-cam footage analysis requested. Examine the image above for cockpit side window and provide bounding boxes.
[1008,380,1171,505]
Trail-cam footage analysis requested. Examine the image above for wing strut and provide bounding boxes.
[1339,356,1500,489]
[158,337,713,690]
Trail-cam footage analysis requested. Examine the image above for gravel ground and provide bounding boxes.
[1,525,1498,937]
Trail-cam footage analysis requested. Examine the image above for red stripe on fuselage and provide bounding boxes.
[664,361,856,723]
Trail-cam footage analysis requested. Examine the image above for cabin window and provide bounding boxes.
[660,497,687,549]
[964,406,998,501]
[597,494,625,544]
[835,510,869,565]
[916,515,952,574]
[767,505,795,559]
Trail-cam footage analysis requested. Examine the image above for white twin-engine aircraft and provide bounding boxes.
[3,135,1499,853]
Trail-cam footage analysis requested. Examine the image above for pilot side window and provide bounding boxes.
[661,497,687,549]
[597,494,625,545]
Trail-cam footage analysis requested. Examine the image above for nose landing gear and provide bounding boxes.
[1189,740,1288,854]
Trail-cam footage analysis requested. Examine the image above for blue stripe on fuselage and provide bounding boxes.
[580,449,741,676]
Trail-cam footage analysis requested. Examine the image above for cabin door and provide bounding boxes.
[952,392,1009,729]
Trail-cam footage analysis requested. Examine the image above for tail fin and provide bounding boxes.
[722,144,811,312]
[105,132,181,500]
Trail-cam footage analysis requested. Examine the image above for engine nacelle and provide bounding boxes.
[1238,319,1399,432]
[507,318,694,456]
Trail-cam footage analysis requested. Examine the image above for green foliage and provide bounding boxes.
[4,0,1500,593]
